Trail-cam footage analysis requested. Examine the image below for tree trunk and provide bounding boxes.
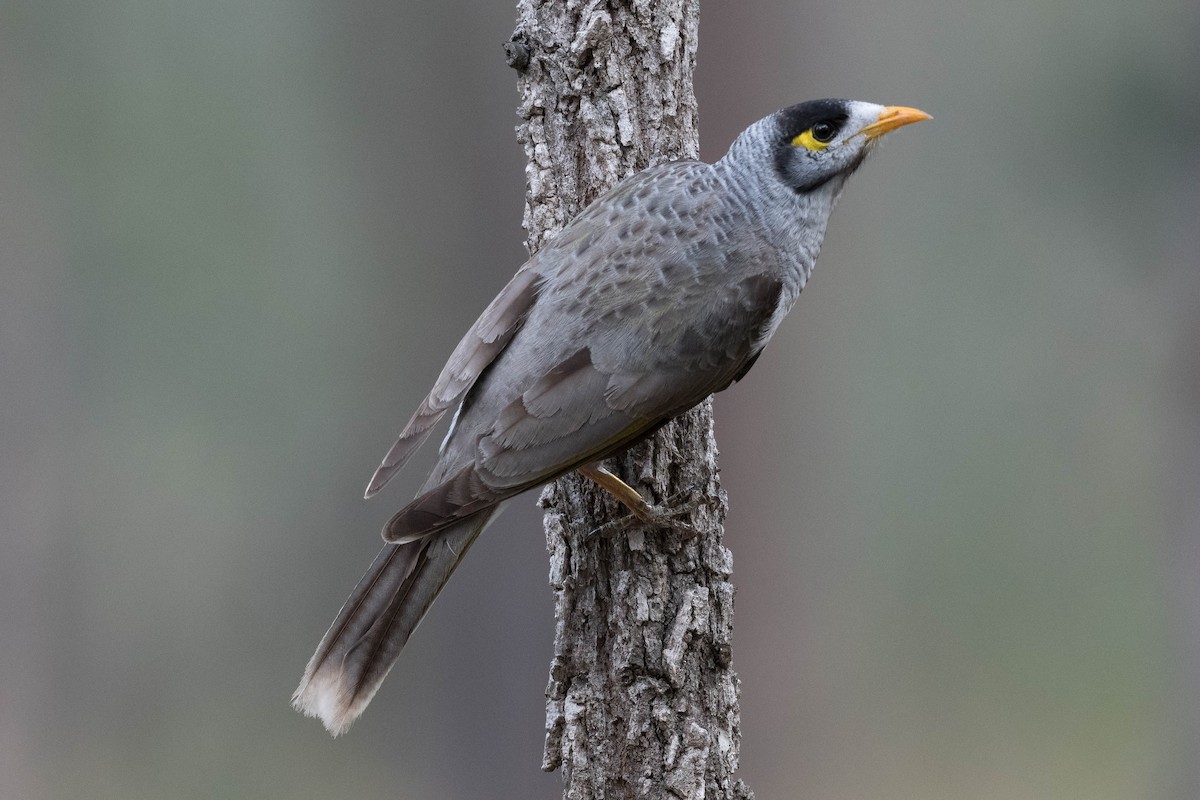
[508,2,753,798]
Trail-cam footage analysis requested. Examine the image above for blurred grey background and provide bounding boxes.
[2,0,1198,797]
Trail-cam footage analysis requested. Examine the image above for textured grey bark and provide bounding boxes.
[509,2,753,798]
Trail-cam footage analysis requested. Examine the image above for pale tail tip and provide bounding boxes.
[292,674,357,737]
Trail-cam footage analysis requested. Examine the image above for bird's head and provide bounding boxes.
[766,99,931,194]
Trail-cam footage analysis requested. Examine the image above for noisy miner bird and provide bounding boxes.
[294,98,930,734]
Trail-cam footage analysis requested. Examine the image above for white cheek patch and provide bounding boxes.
[840,101,887,143]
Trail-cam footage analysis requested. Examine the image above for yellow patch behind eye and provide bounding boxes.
[790,129,830,152]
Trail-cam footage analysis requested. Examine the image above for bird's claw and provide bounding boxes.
[587,485,704,541]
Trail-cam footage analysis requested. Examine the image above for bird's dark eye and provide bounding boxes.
[811,121,837,143]
[790,119,841,151]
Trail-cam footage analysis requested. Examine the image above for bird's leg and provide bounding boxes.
[576,464,700,539]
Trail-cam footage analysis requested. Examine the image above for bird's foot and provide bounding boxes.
[588,486,704,540]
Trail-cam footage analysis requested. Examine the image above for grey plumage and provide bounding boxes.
[293,99,929,735]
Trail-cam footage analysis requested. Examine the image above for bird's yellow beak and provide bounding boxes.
[856,106,932,139]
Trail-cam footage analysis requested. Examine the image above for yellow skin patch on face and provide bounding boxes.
[790,128,831,152]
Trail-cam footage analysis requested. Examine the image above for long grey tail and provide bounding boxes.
[292,507,497,735]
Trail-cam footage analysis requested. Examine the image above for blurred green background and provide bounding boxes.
[2,0,1198,797]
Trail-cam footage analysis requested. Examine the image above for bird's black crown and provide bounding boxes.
[774,98,851,142]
